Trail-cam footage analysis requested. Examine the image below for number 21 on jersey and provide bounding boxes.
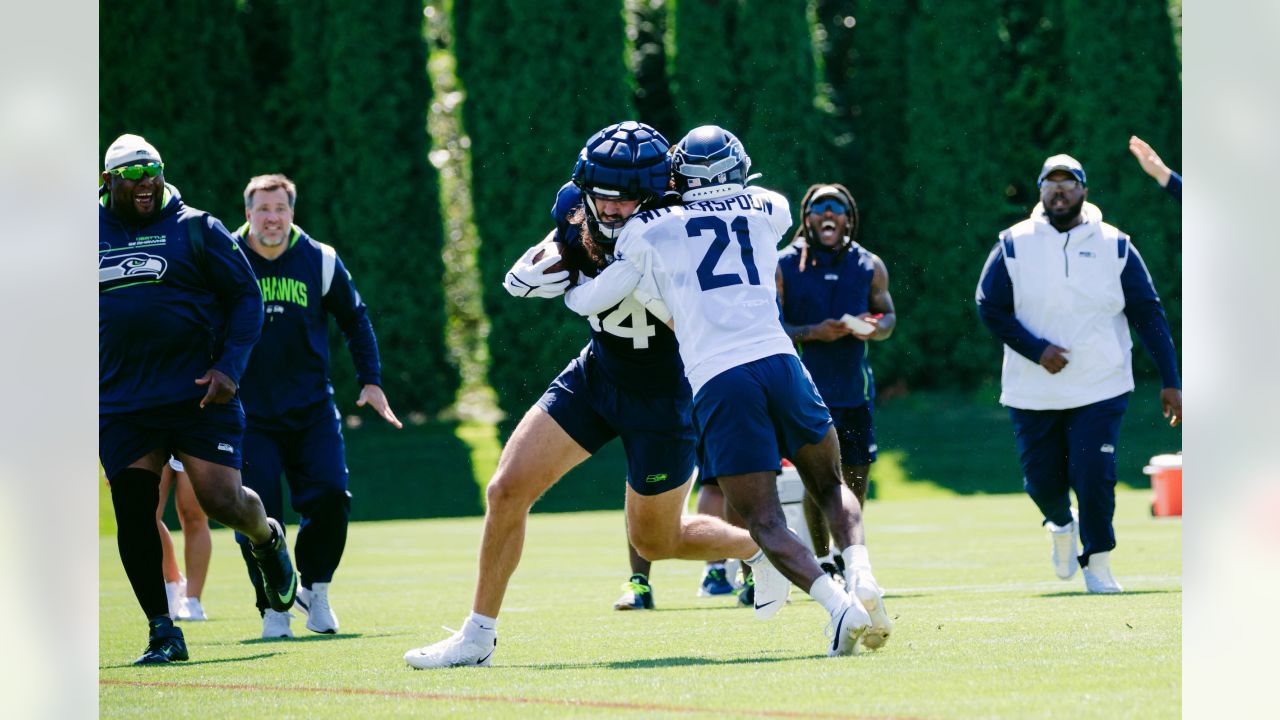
[690,216,759,291]
[589,295,657,349]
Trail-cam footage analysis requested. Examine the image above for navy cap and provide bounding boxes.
[1037,154,1086,186]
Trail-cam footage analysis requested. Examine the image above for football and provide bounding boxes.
[532,241,577,284]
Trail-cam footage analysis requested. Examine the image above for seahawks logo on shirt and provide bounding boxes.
[99,251,168,291]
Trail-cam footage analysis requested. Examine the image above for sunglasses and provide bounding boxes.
[108,162,164,180]
[808,198,848,215]
[1039,178,1082,191]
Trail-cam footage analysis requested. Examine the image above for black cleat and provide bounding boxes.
[251,518,298,612]
[134,621,189,665]
[819,561,845,585]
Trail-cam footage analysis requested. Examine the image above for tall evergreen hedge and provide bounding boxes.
[670,0,819,206]
[455,0,632,428]
[1061,0,1182,351]
[99,0,251,223]
[899,0,1018,388]
[280,1,458,416]
[813,0,915,386]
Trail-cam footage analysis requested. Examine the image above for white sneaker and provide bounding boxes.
[176,596,207,621]
[848,571,892,650]
[297,583,339,634]
[746,554,791,620]
[1082,552,1123,594]
[165,577,187,618]
[1047,509,1080,580]
[826,597,871,657]
[262,609,294,638]
[404,627,497,669]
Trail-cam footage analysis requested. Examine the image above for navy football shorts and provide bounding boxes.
[830,403,878,466]
[99,396,245,480]
[692,353,832,480]
[536,351,695,497]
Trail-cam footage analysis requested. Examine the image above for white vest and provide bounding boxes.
[998,202,1135,410]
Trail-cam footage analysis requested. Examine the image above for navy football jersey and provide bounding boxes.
[550,182,687,396]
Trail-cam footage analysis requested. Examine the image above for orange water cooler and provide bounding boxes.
[1143,453,1182,517]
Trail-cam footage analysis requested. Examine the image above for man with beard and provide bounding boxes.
[976,154,1182,593]
[98,134,298,664]
[776,184,896,590]
[232,174,401,639]
[404,121,785,669]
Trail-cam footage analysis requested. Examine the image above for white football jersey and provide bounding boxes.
[616,186,797,393]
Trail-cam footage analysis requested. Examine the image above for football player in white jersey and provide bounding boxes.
[564,126,892,655]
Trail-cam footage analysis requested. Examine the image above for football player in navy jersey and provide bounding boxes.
[234,174,401,639]
[777,184,897,579]
[405,122,783,669]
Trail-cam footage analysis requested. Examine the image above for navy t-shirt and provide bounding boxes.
[777,241,876,408]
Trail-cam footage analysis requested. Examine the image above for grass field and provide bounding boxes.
[100,489,1181,719]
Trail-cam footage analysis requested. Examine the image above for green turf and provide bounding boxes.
[100,489,1181,719]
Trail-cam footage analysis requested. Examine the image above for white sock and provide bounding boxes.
[745,549,766,567]
[465,612,497,636]
[816,551,835,565]
[841,544,871,573]
[808,575,849,617]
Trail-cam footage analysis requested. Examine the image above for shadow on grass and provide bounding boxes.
[239,632,391,645]
[506,653,820,671]
[1037,589,1180,598]
[100,651,281,670]
[871,380,1182,497]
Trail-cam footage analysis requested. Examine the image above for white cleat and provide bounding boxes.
[298,583,339,634]
[826,597,871,657]
[1082,551,1123,594]
[405,628,497,669]
[747,555,791,620]
[1048,509,1080,580]
[262,609,294,638]
[848,571,892,650]
[176,596,207,621]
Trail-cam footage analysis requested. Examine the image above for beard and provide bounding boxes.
[111,190,162,227]
[1045,195,1084,226]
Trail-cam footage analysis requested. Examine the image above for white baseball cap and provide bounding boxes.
[104,133,162,171]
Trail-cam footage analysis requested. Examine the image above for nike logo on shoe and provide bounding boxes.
[476,650,494,665]
[831,614,846,653]
[754,600,777,610]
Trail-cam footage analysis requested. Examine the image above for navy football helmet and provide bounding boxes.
[572,121,671,239]
[672,125,753,201]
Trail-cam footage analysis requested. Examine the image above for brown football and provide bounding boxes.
[532,241,577,283]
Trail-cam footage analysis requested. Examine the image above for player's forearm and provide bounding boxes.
[564,261,641,316]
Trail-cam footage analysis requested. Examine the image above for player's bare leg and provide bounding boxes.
[407,406,588,669]
[625,478,757,563]
[790,427,890,649]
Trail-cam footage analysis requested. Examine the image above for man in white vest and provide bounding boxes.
[975,154,1182,593]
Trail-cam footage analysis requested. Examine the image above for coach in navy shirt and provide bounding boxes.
[233,174,400,639]
[99,134,297,665]
[976,154,1182,594]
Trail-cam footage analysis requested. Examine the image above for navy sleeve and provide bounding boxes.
[1165,172,1182,203]
[975,240,1051,363]
[322,253,382,387]
[203,216,263,384]
[1120,243,1181,389]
